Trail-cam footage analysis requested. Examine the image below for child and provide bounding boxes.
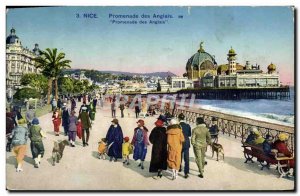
[29,118,46,168]
[122,136,133,165]
[98,138,107,159]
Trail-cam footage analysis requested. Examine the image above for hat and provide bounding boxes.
[137,119,145,126]
[252,127,260,135]
[18,118,26,125]
[178,113,185,120]
[278,133,289,141]
[111,118,119,124]
[32,118,39,125]
[170,118,178,125]
[155,119,164,127]
[124,136,130,142]
[212,116,217,121]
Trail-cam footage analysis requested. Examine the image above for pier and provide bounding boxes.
[177,86,291,100]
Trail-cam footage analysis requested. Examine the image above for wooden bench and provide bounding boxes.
[242,142,294,178]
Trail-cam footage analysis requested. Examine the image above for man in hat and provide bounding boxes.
[178,113,191,179]
[62,103,70,136]
[131,119,149,169]
[78,106,91,147]
[29,117,46,168]
[106,119,123,162]
[191,117,211,178]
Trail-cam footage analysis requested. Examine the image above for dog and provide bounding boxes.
[211,142,224,161]
[52,140,69,166]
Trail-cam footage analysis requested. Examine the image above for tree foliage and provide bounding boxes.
[13,88,40,100]
[20,73,48,95]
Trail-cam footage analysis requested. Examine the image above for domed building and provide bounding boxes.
[6,27,41,90]
[186,42,217,81]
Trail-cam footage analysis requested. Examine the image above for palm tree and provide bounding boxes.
[34,48,71,104]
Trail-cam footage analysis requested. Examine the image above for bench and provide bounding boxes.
[242,142,294,178]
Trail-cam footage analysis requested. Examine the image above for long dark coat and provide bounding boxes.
[106,125,123,159]
[149,126,168,172]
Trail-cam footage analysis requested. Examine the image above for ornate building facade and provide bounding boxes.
[6,28,41,90]
[184,43,281,89]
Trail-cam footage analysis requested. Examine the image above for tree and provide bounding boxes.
[34,48,71,104]
[20,73,48,95]
[13,87,40,100]
[58,77,74,95]
[157,82,162,91]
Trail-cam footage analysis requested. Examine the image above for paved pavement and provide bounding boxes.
[6,101,295,191]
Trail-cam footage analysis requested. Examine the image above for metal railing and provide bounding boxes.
[173,105,294,154]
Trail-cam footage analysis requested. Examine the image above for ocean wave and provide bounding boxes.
[197,104,294,127]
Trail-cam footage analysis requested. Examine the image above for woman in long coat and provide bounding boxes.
[149,119,167,179]
[131,119,149,170]
[166,119,185,180]
[106,119,123,162]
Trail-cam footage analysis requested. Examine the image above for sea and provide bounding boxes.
[193,87,295,127]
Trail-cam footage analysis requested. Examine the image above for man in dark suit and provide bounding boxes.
[178,113,191,179]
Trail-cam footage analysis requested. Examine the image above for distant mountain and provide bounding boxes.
[64,69,177,78]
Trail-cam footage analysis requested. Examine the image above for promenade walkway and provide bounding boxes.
[6,101,294,191]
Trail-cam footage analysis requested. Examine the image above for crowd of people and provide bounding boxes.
[6,94,294,180]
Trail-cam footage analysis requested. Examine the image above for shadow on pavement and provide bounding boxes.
[6,156,16,166]
[23,156,35,165]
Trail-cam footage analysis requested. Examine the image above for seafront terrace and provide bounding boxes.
[6,100,294,190]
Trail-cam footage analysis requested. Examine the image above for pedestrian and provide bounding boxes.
[89,103,96,122]
[71,98,76,111]
[68,110,78,147]
[100,97,104,108]
[119,102,125,118]
[122,136,133,165]
[51,98,57,112]
[166,118,185,180]
[78,106,91,147]
[111,101,116,118]
[191,117,211,178]
[57,98,62,109]
[11,118,29,172]
[149,119,167,179]
[178,113,191,178]
[29,118,46,168]
[62,103,70,136]
[106,118,123,162]
[209,116,219,142]
[131,119,149,170]
[134,100,140,119]
[272,133,295,169]
[93,97,98,109]
[52,108,60,136]
[25,105,36,129]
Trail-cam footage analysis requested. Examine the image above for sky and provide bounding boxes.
[6,6,294,85]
